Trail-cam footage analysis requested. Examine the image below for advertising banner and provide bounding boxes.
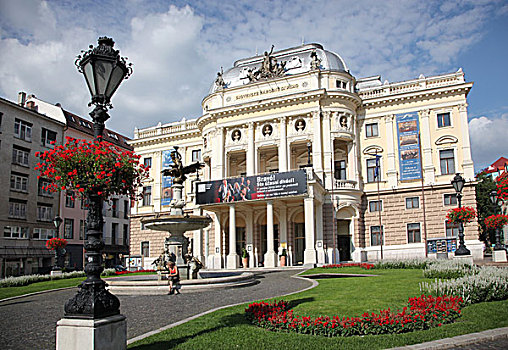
[161,150,174,207]
[196,170,307,205]
[396,112,422,181]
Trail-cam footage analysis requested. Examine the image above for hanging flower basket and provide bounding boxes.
[35,137,149,199]
[485,214,508,230]
[496,176,508,201]
[46,237,68,250]
[446,206,476,224]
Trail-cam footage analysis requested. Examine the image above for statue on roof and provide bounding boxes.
[215,67,226,89]
[310,50,321,70]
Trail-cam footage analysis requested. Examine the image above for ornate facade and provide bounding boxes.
[129,43,481,269]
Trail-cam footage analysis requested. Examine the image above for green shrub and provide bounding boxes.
[374,258,429,270]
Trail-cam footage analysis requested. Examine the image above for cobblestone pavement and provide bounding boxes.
[448,337,508,349]
[0,269,310,350]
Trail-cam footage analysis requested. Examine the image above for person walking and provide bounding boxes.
[167,261,180,295]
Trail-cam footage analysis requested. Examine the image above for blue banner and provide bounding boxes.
[161,150,174,207]
[396,112,422,181]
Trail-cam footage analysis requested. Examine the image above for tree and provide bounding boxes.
[475,172,500,245]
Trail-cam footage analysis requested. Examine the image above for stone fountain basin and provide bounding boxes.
[142,215,212,233]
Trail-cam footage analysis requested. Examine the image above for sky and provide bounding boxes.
[0,0,507,172]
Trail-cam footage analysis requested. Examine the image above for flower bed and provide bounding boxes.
[0,268,116,288]
[374,258,429,270]
[245,295,463,337]
[322,263,374,270]
[423,260,477,279]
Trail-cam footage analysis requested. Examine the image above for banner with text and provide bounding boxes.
[161,150,174,207]
[396,112,422,181]
[195,170,307,205]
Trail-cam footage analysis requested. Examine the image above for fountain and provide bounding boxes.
[107,147,256,294]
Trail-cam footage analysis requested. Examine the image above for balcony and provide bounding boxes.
[333,179,359,190]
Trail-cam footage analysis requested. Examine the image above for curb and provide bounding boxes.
[127,269,317,345]
[0,286,76,303]
[389,326,508,349]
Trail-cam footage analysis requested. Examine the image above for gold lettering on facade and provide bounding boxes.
[235,84,300,100]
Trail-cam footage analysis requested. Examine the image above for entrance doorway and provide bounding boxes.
[294,222,305,265]
[337,219,351,261]
[261,224,279,264]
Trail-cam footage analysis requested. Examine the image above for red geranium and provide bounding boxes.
[46,237,68,250]
[485,214,508,230]
[497,176,508,201]
[446,207,476,224]
[35,137,148,199]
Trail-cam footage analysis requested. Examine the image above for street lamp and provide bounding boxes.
[489,190,504,251]
[53,215,63,235]
[52,215,63,270]
[306,141,312,166]
[64,37,132,319]
[451,173,471,256]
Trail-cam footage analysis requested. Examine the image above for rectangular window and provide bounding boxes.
[65,191,75,208]
[112,198,119,217]
[79,219,86,240]
[192,149,202,162]
[370,226,383,246]
[407,223,421,243]
[37,204,53,222]
[64,218,74,239]
[446,220,459,238]
[9,200,27,219]
[111,223,118,245]
[123,200,129,219]
[444,194,458,206]
[38,178,53,196]
[81,197,89,209]
[123,224,129,245]
[437,112,451,128]
[142,186,152,206]
[334,160,347,180]
[33,228,55,240]
[3,226,29,239]
[367,158,379,183]
[406,197,419,209]
[440,149,455,175]
[143,157,152,168]
[10,173,28,192]
[41,128,57,148]
[14,119,32,141]
[12,146,29,166]
[366,123,378,137]
[369,200,382,212]
[141,241,150,257]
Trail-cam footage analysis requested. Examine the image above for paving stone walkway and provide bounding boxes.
[0,269,310,350]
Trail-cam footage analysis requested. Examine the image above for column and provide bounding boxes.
[312,111,323,180]
[322,111,333,188]
[459,104,475,180]
[384,115,398,187]
[419,110,435,184]
[246,210,254,268]
[264,201,278,267]
[304,197,317,266]
[212,127,225,179]
[247,122,255,175]
[192,208,204,263]
[227,205,239,269]
[347,141,359,184]
[213,214,222,269]
[278,117,288,172]
[279,205,287,256]
[153,151,162,212]
[315,201,325,265]
[204,228,210,268]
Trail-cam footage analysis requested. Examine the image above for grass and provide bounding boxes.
[0,272,155,300]
[128,267,508,349]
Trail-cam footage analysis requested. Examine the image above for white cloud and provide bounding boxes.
[469,113,508,171]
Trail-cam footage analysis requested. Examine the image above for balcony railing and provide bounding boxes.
[333,179,358,190]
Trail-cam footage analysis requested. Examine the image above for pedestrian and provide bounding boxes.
[167,261,180,295]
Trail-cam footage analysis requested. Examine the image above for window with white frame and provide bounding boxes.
[41,128,57,148]
[64,218,74,239]
[334,160,347,180]
[142,186,152,206]
[79,220,86,240]
[366,123,378,137]
[407,223,421,243]
[444,193,458,206]
[3,226,29,239]
[37,204,53,222]
[192,149,202,162]
[143,157,152,168]
[12,146,29,166]
[38,178,52,196]
[369,200,382,212]
[446,220,459,237]
[10,173,28,192]
[406,197,419,209]
[437,112,451,128]
[366,158,379,183]
[33,228,55,240]
[141,241,150,257]
[14,119,32,141]
[439,149,455,175]
[370,225,383,246]
[9,200,27,219]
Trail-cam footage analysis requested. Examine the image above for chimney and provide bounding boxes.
[18,92,26,106]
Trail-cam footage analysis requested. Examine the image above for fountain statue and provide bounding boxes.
[141,147,212,272]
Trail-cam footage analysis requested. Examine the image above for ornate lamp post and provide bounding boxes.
[64,37,132,319]
[52,215,63,270]
[451,173,471,256]
[489,190,504,251]
[306,141,312,166]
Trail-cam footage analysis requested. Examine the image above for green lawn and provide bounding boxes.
[128,267,508,350]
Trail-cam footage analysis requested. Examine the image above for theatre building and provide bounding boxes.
[129,43,481,269]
